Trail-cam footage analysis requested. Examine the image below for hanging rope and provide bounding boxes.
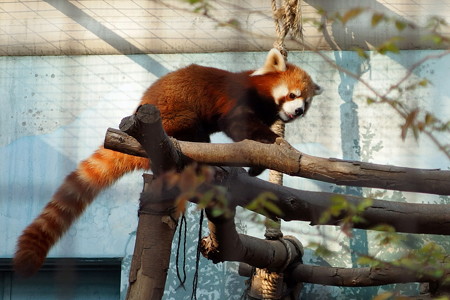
[266,0,303,239]
[268,0,303,189]
[257,2,303,299]
[268,122,285,188]
[271,0,303,59]
[259,268,284,300]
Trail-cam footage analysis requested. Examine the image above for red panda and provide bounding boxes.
[14,49,322,276]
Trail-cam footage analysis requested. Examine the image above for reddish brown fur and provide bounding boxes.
[14,50,319,276]
[14,148,149,276]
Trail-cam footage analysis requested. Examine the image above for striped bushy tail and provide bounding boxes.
[14,146,149,277]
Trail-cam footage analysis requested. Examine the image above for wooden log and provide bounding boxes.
[123,105,181,300]
[201,208,303,272]
[104,128,450,195]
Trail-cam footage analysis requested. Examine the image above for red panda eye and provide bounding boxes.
[289,93,296,99]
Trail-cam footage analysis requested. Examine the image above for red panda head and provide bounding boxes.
[251,48,322,122]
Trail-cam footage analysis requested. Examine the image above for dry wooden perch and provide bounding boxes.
[104,111,450,235]
[239,262,439,288]
[212,168,450,236]
[201,207,303,271]
[106,104,450,297]
[121,105,181,300]
[105,127,450,195]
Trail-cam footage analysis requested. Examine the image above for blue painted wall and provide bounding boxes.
[1,50,449,299]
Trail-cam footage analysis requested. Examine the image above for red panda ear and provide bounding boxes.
[251,48,287,76]
[314,83,323,95]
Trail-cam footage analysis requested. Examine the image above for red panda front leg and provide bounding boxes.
[219,107,280,176]
[219,106,279,144]
[161,112,211,142]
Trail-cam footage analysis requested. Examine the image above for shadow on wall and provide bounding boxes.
[305,0,429,51]
[43,0,169,77]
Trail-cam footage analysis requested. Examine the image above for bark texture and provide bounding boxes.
[122,105,180,300]
[105,104,450,297]
[105,128,450,195]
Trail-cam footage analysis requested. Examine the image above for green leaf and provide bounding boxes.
[200,189,215,203]
[422,242,442,253]
[316,7,326,17]
[378,41,400,54]
[209,207,225,218]
[371,13,384,27]
[310,243,334,257]
[245,192,280,217]
[371,224,396,232]
[342,8,364,25]
[373,292,394,300]
[357,198,373,211]
[330,196,348,216]
[319,211,331,224]
[395,20,407,31]
[425,34,443,45]
[263,201,283,216]
[418,79,429,87]
[226,18,241,29]
[245,200,258,211]
[376,37,403,55]
[357,255,380,266]
[366,97,377,105]
[425,113,435,125]
[351,215,367,224]
[353,47,369,59]
[405,79,429,91]
[431,269,444,278]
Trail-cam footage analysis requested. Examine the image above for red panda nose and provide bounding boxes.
[295,108,304,116]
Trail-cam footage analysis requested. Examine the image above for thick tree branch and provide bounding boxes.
[288,264,435,287]
[127,175,178,300]
[201,207,303,272]
[123,105,180,300]
[119,104,183,175]
[213,168,450,235]
[108,105,450,296]
[104,110,450,235]
[105,128,450,195]
[239,262,437,287]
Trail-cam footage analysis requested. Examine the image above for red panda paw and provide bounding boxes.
[275,136,292,147]
[248,166,265,177]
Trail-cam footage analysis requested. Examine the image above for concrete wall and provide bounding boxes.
[1,49,449,298]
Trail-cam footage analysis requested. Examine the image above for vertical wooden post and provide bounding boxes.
[126,174,179,300]
[120,104,184,300]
